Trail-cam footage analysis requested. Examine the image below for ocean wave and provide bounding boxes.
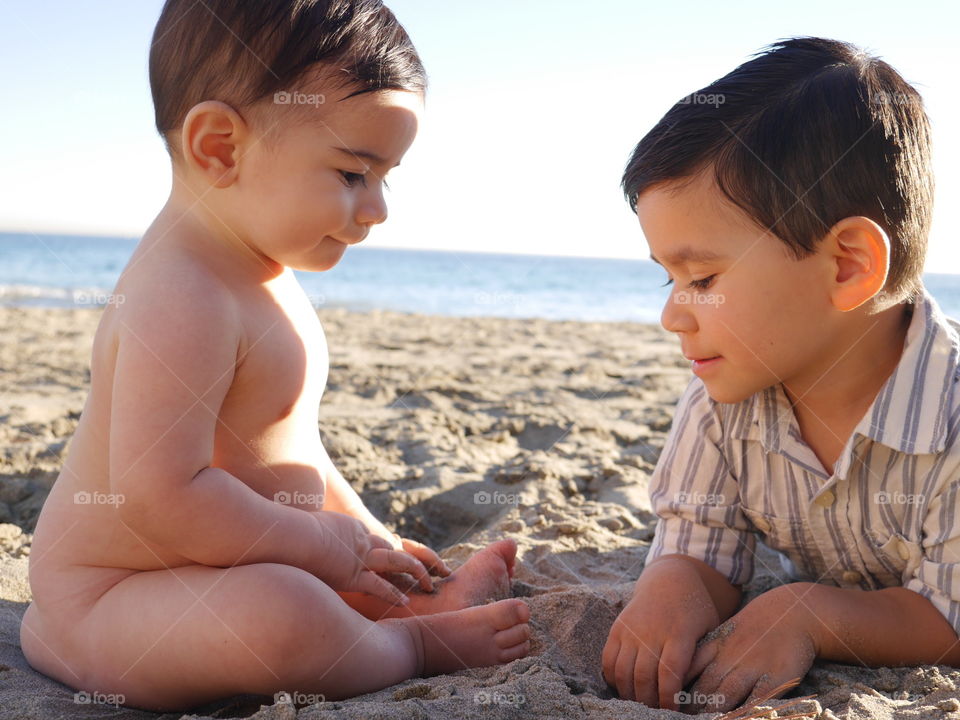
[0,284,122,307]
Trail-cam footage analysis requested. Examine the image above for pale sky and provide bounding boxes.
[1,0,958,273]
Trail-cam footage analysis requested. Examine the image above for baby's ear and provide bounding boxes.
[825,216,890,312]
[179,100,249,188]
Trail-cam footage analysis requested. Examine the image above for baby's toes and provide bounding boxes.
[494,622,530,649]
[490,598,530,631]
[498,639,530,663]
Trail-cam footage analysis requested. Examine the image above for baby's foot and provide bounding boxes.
[408,538,516,608]
[403,598,531,676]
[345,539,518,619]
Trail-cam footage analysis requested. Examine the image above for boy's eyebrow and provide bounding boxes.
[649,247,726,266]
[334,146,400,168]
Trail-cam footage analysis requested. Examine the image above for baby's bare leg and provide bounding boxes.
[70,562,529,712]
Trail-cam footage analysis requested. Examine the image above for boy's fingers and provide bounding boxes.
[632,650,660,708]
[601,637,620,688]
[614,646,639,701]
[685,640,717,686]
[657,636,696,711]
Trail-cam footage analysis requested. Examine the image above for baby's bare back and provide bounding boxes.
[29,237,333,603]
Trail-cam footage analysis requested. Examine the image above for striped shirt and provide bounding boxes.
[643,285,960,635]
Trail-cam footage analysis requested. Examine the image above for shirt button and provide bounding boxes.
[753,516,771,533]
[814,490,836,508]
[896,538,911,560]
[841,570,862,584]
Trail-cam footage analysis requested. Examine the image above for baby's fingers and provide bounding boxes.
[357,570,410,606]
[401,538,451,576]
[367,548,434,592]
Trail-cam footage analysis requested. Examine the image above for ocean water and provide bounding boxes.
[1,232,959,324]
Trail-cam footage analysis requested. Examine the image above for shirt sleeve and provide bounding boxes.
[903,465,960,637]
[643,376,756,586]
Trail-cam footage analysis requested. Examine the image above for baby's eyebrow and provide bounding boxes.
[649,247,726,266]
[334,146,400,169]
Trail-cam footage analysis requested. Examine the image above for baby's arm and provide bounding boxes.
[318,448,393,542]
[108,275,422,603]
[318,445,450,578]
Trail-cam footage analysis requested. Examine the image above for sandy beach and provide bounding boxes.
[1,305,959,719]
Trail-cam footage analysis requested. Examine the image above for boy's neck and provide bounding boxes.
[782,302,913,434]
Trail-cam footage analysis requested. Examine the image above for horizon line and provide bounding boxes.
[2,228,960,276]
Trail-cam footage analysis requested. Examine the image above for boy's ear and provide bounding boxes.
[179,101,250,189]
[824,216,890,312]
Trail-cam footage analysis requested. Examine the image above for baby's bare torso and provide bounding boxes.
[28,240,331,617]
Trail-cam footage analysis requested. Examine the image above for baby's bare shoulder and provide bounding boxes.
[112,243,243,356]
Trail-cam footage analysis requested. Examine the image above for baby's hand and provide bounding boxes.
[396,536,452,579]
[311,511,434,605]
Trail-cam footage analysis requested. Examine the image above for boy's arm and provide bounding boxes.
[603,378,750,709]
[109,277,324,573]
[649,554,743,623]
[643,377,757,591]
[808,466,960,668]
[796,583,960,667]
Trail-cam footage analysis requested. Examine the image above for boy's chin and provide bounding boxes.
[700,379,754,405]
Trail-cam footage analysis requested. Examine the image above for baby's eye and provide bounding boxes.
[340,171,368,188]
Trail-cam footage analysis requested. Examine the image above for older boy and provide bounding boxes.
[602,37,960,714]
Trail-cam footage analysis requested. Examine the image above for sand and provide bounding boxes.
[1,305,959,719]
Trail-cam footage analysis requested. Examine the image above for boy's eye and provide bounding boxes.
[661,275,716,291]
[689,275,716,291]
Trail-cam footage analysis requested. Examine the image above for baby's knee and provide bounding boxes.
[235,564,343,672]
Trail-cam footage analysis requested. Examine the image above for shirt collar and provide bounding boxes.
[732,285,960,458]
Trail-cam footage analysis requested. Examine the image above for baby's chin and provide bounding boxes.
[278,240,350,273]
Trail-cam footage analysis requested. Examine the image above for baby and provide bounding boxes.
[603,38,960,713]
[20,0,529,712]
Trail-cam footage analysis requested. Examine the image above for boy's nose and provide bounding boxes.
[661,293,697,334]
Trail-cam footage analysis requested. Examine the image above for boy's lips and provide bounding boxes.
[688,355,723,374]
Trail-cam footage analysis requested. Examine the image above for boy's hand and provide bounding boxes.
[681,585,817,713]
[602,558,721,709]
[311,511,435,605]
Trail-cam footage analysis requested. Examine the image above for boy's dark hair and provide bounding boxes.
[149,0,426,156]
[622,37,933,304]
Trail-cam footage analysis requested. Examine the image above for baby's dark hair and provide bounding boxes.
[149,0,426,157]
[622,37,933,304]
